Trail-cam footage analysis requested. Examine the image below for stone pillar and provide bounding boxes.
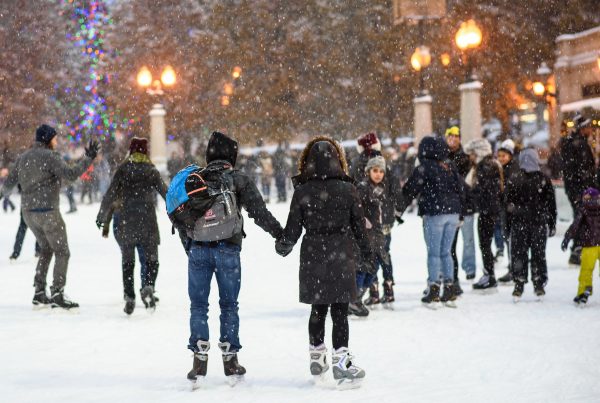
[149,103,167,174]
[459,81,482,144]
[413,94,433,146]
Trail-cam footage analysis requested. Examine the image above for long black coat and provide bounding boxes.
[279,138,371,304]
[472,156,503,216]
[98,156,167,246]
[560,130,595,200]
[505,169,557,230]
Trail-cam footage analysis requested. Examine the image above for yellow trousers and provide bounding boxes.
[578,246,600,295]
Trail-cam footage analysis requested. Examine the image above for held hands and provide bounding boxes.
[85,139,100,159]
[275,238,294,257]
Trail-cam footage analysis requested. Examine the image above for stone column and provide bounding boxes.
[149,103,167,174]
[413,94,433,146]
[459,81,483,144]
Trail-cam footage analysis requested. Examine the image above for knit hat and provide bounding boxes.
[357,132,381,153]
[129,137,148,155]
[445,126,460,137]
[464,139,492,162]
[206,131,238,166]
[498,139,515,155]
[583,187,600,199]
[365,156,386,173]
[573,112,592,130]
[519,148,540,173]
[35,124,57,145]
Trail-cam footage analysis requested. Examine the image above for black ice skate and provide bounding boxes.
[188,341,210,389]
[331,347,365,390]
[498,271,513,285]
[124,297,135,315]
[421,284,440,309]
[140,285,156,310]
[512,282,524,303]
[466,273,476,281]
[348,288,369,317]
[364,283,380,306]
[534,281,546,301]
[473,275,498,293]
[309,343,329,383]
[381,280,395,306]
[219,342,246,386]
[573,287,592,306]
[440,283,457,308]
[50,291,79,310]
[452,280,463,297]
[32,289,51,309]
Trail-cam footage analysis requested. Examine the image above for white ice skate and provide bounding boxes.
[332,348,365,390]
[309,344,329,385]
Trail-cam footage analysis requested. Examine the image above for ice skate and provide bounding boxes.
[363,283,380,307]
[573,287,592,307]
[124,297,135,315]
[140,285,156,311]
[421,284,440,310]
[512,282,524,303]
[473,275,498,294]
[348,288,369,317]
[534,283,545,302]
[452,280,463,297]
[331,347,365,390]
[465,273,476,282]
[219,342,246,386]
[32,289,51,310]
[440,282,457,308]
[309,344,329,384]
[381,280,395,308]
[50,291,79,310]
[188,341,210,390]
[498,271,513,285]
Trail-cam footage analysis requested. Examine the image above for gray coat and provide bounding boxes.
[0,142,93,210]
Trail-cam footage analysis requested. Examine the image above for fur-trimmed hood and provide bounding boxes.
[293,136,351,186]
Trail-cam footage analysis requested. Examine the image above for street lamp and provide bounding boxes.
[137,65,177,95]
[531,62,558,144]
[411,46,431,95]
[455,19,482,81]
[232,66,242,79]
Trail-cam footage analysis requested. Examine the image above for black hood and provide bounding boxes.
[295,141,349,185]
[206,131,238,166]
[418,136,449,162]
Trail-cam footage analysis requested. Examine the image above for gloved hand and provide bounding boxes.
[275,239,294,257]
[561,238,569,252]
[395,216,404,225]
[85,139,100,159]
[95,217,103,229]
[548,227,556,238]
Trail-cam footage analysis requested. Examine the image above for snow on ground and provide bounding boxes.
[1,196,599,403]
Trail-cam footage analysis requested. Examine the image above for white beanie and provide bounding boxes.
[365,156,386,173]
[465,139,493,163]
[499,139,515,155]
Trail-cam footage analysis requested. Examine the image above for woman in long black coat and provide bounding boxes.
[276,136,368,386]
[97,137,167,314]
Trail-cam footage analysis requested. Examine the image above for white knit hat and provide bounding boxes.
[499,139,515,155]
[365,156,386,173]
[465,139,493,162]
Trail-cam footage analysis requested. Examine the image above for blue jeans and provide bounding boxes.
[494,219,504,251]
[423,214,459,285]
[188,242,242,352]
[460,215,476,275]
[356,271,375,290]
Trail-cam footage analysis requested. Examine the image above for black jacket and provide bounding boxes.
[278,138,371,304]
[401,137,465,217]
[448,147,471,178]
[564,196,600,247]
[97,155,167,246]
[505,170,557,230]
[472,156,502,216]
[560,131,595,197]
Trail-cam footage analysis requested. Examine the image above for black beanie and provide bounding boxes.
[206,131,238,166]
[35,124,57,145]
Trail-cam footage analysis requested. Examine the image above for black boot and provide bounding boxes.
[219,342,246,382]
[421,284,440,308]
[188,341,210,383]
[364,283,380,306]
[32,288,51,307]
[533,281,546,300]
[50,290,79,310]
[512,281,524,302]
[348,288,369,317]
[140,285,156,310]
[124,297,135,315]
[382,280,395,303]
[440,283,457,307]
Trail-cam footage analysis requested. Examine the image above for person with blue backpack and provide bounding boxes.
[168,131,282,386]
[96,137,167,315]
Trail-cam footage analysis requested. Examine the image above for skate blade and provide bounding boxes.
[189,376,206,391]
[498,281,513,287]
[226,374,245,387]
[382,302,395,310]
[336,378,362,390]
[51,306,80,313]
[443,301,457,309]
[312,373,329,387]
[472,287,498,295]
[422,302,440,310]
[536,296,544,302]
[513,296,521,304]
[32,304,51,311]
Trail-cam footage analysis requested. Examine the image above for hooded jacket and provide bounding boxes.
[278,136,371,304]
[564,193,600,247]
[560,130,595,197]
[401,136,465,217]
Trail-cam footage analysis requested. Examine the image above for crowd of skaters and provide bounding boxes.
[1,117,600,386]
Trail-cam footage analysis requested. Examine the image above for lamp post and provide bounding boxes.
[532,62,559,146]
[137,65,176,173]
[456,19,483,143]
[411,46,432,145]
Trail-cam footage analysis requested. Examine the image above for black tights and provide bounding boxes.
[309,303,349,350]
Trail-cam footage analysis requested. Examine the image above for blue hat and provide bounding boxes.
[35,124,57,145]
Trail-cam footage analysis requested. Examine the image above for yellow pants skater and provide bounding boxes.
[578,246,600,295]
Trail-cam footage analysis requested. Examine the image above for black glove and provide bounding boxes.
[275,239,294,257]
[95,217,103,229]
[85,139,100,159]
[561,238,569,252]
[395,216,404,225]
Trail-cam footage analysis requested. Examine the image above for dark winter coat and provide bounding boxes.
[564,196,600,247]
[0,142,93,211]
[448,146,476,215]
[560,131,595,199]
[505,170,557,230]
[401,137,465,217]
[278,137,371,304]
[350,150,379,182]
[357,179,391,273]
[471,155,503,216]
[97,154,168,246]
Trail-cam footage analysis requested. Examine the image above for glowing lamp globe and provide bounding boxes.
[137,66,152,87]
[161,66,176,86]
